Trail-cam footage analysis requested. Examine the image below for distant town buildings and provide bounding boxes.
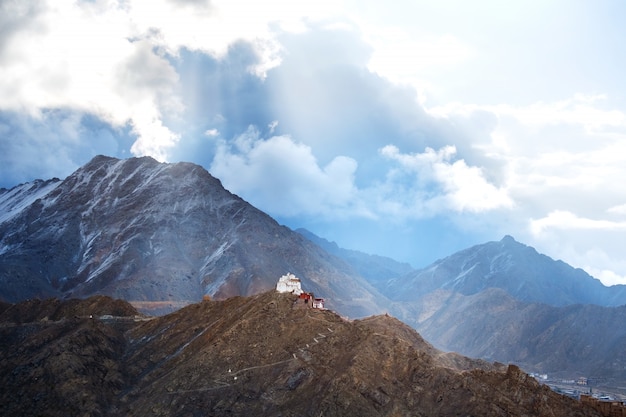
[529,373,548,381]
[534,371,625,415]
[312,298,325,309]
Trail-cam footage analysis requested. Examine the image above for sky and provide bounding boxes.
[2,0,626,286]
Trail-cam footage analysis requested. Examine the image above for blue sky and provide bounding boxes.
[2,0,626,285]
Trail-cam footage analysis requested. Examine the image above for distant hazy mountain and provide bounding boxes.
[0,155,385,317]
[296,232,626,379]
[382,235,626,307]
[381,237,626,379]
[0,292,599,417]
[396,288,626,380]
[295,228,415,286]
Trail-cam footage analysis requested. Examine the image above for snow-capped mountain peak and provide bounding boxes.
[0,155,386,317]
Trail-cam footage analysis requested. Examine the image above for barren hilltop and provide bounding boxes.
[0,291,601,416]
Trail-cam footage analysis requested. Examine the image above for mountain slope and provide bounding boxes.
[308,234,626,381]
[0,293,602,417]
[384,236,626,307]
[397,288,626,380]
[0,155,385,317]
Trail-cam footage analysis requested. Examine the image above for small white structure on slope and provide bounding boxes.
[276,273,303,295]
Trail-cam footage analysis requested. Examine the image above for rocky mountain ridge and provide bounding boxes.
[298,231,626,381]
[0,155,385,317]
[378,235,625,307]
[2,155,625,386]
[0,293,602,417]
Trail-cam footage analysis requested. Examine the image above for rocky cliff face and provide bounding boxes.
[0,155,384,317]
[0,293,602,417]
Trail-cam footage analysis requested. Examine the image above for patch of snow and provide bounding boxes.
[202,242,231,268]
[490,253,514,273]
[0,180,61,224]
[0,243,13,256]
[452,264,477,285]
[198,242,235,294]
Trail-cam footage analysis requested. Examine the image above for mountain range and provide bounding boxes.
[0,155,384,317]
[381,235,626,307]
[1,155,625,383]
[306,232,626,380]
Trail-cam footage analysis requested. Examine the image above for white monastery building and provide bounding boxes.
[276,273,303,295]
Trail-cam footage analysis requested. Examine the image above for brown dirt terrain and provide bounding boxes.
[0,292,602,416]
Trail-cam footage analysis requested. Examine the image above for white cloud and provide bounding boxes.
[498,98,623,134]
[0,0,342,162]
[429,95,626,157]
[210,126,369,218]
[125,0,344,76]
[380,144,513,214]
[608,203,626,216]
[589,269,626,287]
[530,210,626,235]
[211,130,513,222]
[0,0,182,161]
[204,129,219,137]
[365,27,473,101]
